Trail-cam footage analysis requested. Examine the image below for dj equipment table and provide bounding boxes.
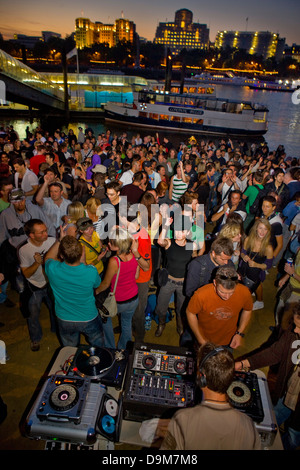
[24,345,283,450]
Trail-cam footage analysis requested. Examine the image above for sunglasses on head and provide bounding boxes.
[81,220,93,228]
[218,275,238,281]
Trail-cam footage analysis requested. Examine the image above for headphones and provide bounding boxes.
[198,346,226,388]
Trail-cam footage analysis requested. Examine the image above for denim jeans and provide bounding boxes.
[102,317,116,349]
[0,281,8,303]
[56,315,105,348]
[273,397,300,450]
[27,285,56,343]
[117,296,139,349]
[102,296,139,349]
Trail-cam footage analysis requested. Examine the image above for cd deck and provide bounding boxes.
[25,375,106,445]
[36,375,90,423]
[227,371,264,423]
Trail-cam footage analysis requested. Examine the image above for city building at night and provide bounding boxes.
[284,43,300,62]
[215,30,285,61]
[154,9,210,55]
[75,16,136,49]
[42,31,62,42]
[12,34,44,49]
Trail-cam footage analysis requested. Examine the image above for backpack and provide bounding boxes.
[145,294,174,324]
[249,185,268,215]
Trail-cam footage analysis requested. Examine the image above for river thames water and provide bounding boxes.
[1,84,299,156]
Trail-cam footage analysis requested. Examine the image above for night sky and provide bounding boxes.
[0,0,299,45]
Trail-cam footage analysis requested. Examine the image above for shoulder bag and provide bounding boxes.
[96,256,120,319]
[239,252,261,293]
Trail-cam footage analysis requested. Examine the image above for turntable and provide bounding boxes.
[227,371,264,423]
[70,346,128,389]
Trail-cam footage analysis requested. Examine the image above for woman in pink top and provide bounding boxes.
[97,227,139,349]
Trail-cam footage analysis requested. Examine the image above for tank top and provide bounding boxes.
[110,255,138,302]
[243,250,266,281]
[165,239,193,278]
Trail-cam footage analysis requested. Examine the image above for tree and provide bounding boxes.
[139,42,165,68]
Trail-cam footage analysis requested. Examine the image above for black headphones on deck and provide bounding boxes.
[198,346,226,388]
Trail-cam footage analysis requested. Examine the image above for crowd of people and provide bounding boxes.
[0,123,300,449]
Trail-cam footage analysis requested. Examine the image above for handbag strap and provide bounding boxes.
[112,256,121,295]
[243,246,258,262]
[221,183,233,204]
[79,237,100,256]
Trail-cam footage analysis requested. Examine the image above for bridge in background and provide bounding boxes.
[0,49,65,111]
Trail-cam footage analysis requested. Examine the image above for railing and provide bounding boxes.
[0,49,64,101]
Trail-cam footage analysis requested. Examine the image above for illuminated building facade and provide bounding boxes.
[75,17,136,49]
[215,31,285,60]
[154,9,210,55]
[12,34,43,48]
[95,22,115,48]
[75,18,95,49]
[284,43,300,63]
[115,18,136,44]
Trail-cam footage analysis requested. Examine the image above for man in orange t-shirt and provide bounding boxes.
[187,266,253,349]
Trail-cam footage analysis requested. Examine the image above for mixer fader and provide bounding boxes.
[123,343,196,421]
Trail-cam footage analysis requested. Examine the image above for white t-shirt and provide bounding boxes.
[14,169,39,201]
[119,170,134,186]
[19,237,56,288]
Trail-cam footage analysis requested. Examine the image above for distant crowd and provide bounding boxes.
[0,123,300,449]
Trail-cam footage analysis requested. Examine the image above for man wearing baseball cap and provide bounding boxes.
[0,189,55,249]
[0,188,55,303]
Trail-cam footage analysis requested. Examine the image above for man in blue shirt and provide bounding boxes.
[45,235,104,348]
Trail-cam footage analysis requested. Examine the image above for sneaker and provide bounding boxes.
[30,342,40,352]
[253,301,264,311]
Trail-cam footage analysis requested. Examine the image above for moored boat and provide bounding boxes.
[248,79,295,92]
[104,85,268,137]
[186,73,297,93]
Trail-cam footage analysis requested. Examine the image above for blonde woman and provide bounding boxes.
[218,222,244,268]
[96,227,139,348]
[85,197,102,225]
[61,201,85,237]
[239,218,273,310]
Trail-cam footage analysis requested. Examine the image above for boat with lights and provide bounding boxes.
[248,79,295,92]
[187,73,297,92]
[189,72,254,87]
[104,85,269,137]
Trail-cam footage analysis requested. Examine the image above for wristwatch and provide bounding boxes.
[235,330,245,338]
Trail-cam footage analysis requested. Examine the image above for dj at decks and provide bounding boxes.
[160,342,261,450]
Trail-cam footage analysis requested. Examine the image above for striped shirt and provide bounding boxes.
[171,176,188,202]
